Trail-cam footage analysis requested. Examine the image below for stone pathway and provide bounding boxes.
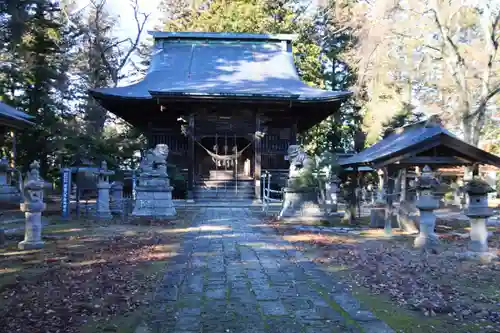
[145,207,393,333]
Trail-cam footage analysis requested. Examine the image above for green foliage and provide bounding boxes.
[381,104,426,139]
[0,1,146,183]
[288,169,318,189]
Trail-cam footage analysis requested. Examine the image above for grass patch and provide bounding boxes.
[349,285,445,333]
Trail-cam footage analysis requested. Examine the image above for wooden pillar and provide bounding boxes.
[255,113,262,200]
[386,166,396,233]
[146,121,153,148]
[10,129,16,168]
[290,122,297,145]
[187,114,195,202]
[400,168,407,203]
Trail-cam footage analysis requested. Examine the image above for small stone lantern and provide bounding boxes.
[94,161,114,219]
[414,165,440,249]
[464,178,495,255]
[19,161,50,250]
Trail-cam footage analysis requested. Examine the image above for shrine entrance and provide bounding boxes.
[194,134,254,200]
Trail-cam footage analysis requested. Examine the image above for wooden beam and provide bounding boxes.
[440,135,500,168]
[397,156,474,165]
[372,137,442,169]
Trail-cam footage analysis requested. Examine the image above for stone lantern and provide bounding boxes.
[94,161,114,219]
[414,165,440,249]
[464,178,495,256]
[325,174,341,213]
[18,161,50,250]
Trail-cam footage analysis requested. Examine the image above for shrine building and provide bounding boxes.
[90,32,351,201]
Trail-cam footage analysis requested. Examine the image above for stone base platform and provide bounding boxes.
[132,186,176,218]
[18,240,44,250]
[0,185,21,203]
[278,187,324,222]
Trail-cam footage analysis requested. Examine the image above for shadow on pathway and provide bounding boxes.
[143,207,394,333]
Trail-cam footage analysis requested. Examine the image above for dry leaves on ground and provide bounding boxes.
[269,219,500,331]
[0,228,179,333]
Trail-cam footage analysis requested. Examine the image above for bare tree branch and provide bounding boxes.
[429,1,470,107]
[111,0,150,86]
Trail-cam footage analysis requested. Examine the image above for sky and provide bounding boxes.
[105,0,163,41]
[74,0,163,42]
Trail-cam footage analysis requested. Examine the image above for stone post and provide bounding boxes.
[110,181,124,214]
[414,165,440,249]
[19,161,49,250]
[370,187,386,228]
[95,161,114,219]
[464,178,495,258]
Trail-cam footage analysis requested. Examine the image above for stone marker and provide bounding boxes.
[94,161,114,219]
[464,178,496,261]
[414,165,440,250]
[110,181,124,214]
[132,144,176,218]
[279,145,323,221]
[370,188,386,228]
[19,161,49,250]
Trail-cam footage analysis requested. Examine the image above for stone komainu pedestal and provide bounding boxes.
[414,166,440,249]
[278,145,323,221]
[279,186,324,221]
[132,144,176,218]
[95,161,114,219]
[464,179,495,260]
[133,179,176,217]
[18,161,48,250]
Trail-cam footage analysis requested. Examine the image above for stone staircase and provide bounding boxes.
[194,170,255,201]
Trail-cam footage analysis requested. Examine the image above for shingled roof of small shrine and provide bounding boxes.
[339,120,500,168]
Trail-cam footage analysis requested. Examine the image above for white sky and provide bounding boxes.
[74,0,163,41]
[105,0,163,40]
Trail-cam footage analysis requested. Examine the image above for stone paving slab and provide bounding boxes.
[144,207,394,333]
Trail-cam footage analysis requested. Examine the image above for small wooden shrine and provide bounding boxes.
[90,32,351,200]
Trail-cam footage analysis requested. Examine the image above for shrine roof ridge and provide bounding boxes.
[148,31,297,42]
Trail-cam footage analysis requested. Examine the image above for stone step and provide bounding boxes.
[194,192,254,199]
[202,170,252,181]
[194,189,255,199]
[196,179,254,186]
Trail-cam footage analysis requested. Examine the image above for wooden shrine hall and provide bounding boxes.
[90,32,351,200]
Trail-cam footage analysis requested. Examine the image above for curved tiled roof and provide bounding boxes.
[90,32,351,102]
